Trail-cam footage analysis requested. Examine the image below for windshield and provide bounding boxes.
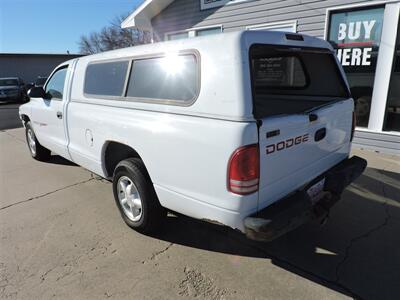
[0,79,18,86]
[250,45,350,118]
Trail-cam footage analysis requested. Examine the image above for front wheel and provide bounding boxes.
[112,158,166,234]
[25,122,51,161]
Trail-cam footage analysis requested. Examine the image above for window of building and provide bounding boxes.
[327,6,385,128]
[247,21,297,33]
[167,32,189,41]
[384,17,400,132]
[84,61,129,97]
[166,26,222,41]
[126,54,199,103]
[196,27,223,36]
[45,67,68,100]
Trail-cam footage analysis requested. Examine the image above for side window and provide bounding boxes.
[45,67,68,100]
[126,54,198,103]
[84,61,129,97]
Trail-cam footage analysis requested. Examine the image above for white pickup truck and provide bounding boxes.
[20,31,366,241]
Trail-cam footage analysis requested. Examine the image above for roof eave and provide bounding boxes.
[121,0,175,31]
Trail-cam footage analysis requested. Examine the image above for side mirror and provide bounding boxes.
[25,83,34,91]
[28,86,46,98]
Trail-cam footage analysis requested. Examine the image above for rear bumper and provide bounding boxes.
[244,156,367,242]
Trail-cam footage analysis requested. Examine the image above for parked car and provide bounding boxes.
[19,31,367,241]
[0,77,27,103]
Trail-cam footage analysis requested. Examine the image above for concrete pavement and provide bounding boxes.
[0,104,23,130]
[0,128,399,299]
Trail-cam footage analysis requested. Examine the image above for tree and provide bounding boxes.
[78,15,152,54]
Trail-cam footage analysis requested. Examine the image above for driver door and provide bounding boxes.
[32,65,70,159]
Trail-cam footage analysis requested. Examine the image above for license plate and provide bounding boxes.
[307,178,325,204]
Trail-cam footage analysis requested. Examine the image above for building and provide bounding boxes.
[0,53,82,84]
[122,0,400,154]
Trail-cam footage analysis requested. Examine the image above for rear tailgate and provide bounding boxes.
[258,100,352,208]
[249,44,353,209]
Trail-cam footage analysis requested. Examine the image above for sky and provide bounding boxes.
[0,0,143,54]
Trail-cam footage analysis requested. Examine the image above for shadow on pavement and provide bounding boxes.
[47,155,78,166]
[149,167,400,299]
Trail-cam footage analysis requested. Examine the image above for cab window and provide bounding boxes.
[45,67,68,100]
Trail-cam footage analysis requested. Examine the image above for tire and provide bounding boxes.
[112,158,166,234]
[25,122,51,161]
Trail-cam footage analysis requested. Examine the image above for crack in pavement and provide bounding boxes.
[0,171,109,212]
[40,267,56,284]
[209,224,364,299]
[2,131,394,298]
[0,130,26,144]
[0,178,95,212]
[334,181,391,287]
[142,243,173,264]
[150,243,173,260]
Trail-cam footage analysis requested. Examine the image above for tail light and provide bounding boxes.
[228,144,260,195]
[351,111,356,141]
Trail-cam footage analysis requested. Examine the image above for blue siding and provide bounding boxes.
[151,0,400,155]
[152,0,375,40]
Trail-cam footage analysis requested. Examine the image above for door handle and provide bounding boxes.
[56,111,63,119]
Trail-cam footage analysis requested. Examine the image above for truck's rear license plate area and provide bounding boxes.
[307,178,326,205]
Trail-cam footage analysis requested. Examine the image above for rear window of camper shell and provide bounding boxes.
[249,44,350,118]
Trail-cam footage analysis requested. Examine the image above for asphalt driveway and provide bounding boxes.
[0,128,399,300]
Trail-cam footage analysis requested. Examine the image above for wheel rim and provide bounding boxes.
[27,128,36,156]
[117,176,143,222]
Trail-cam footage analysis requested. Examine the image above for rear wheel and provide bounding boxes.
[112,158,166,234]
[25,122,51,161]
